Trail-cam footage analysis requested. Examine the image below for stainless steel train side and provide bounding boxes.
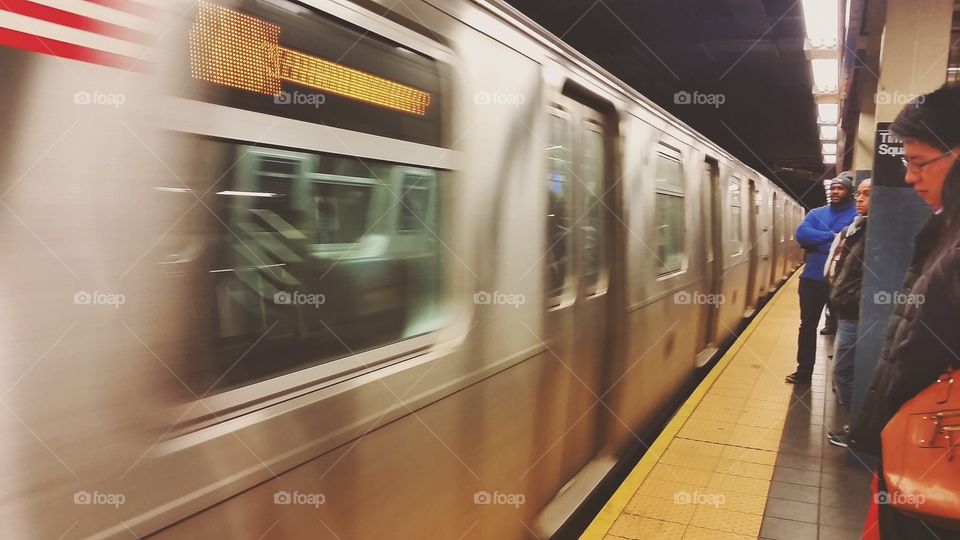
[0,0,804,538]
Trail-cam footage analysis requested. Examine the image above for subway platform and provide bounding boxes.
[582,274,874,540]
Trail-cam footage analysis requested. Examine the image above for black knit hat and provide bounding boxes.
[830,171,855,194]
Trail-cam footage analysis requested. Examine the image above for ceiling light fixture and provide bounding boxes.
[817,103,839,124]
[811,58,839,93]
[801,0,839,49]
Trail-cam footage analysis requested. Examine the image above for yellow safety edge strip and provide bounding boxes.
[580,270,799,539]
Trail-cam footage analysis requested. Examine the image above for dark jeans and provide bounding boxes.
[796,278,829,376]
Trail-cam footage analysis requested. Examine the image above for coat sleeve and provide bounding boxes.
[796,209,836,250]
[884,248,960,411]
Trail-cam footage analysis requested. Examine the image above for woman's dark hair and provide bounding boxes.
[891,84,960,150]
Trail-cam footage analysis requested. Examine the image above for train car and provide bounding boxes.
[0,0,803,538]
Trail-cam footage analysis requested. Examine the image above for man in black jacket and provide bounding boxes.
[849,84,960,538]
[824,179,871,447]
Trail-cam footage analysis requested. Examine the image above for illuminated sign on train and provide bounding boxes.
[189,1,433,116]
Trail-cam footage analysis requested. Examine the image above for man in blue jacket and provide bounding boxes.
[785,173,858,384]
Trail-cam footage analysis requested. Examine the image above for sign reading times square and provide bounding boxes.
[874,122,908,188]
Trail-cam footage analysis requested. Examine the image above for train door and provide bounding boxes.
[544,95,612,471]
[697,158,723,365]
[744,179,759,311]
[770,191,779,285]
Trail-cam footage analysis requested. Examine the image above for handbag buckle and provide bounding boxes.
[921,412,960,449]
[935,373,954,404]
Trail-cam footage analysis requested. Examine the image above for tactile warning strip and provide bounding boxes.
[583,273,802,540]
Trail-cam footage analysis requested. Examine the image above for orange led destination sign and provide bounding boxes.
[189,1,432,116]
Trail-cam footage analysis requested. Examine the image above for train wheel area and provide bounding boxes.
[578,273,873,540]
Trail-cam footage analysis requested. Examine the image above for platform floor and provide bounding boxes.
[582,273,873,540]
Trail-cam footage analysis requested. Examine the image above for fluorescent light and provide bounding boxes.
[820,125,839,140]
[822,143,838,154]
[811,58,839,92]
[154,186,192,193]
[818,103,839,123]
[802,0,839,48]
[216,190,280,198]
[823,153,837,164]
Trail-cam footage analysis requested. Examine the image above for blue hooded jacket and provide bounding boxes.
[796,201,857,282]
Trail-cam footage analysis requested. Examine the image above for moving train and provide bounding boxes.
[0,0,804,537]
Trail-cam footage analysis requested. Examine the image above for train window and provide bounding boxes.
[779,200,785,242]
[654,145,686,275]
[177,142,443,394]
[182,0,444,146]
[313,182,376,244]
[546,110,573,305]
[730,178,743,253]
[398,174,435,232]
[581,125,606,293]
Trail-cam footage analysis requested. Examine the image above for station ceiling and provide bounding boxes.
[504,0,831,208]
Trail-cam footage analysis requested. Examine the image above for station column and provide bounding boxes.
[850,0,955,455]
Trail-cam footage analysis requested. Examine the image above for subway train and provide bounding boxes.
[0,0,805,538]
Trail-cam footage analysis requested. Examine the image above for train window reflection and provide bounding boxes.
[546,110,572,305]
[730,178,743,253]
[581,126,606,293]
[312,182,375,244]
[654,146,686,275]
[398,174,434,232]
[174,143,443,394]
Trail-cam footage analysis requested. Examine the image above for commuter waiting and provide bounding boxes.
[849,83,960,538]
[823,178,871,447]
[785,172,857,384]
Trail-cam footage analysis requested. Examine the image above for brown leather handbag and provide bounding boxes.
[881,369,960,530]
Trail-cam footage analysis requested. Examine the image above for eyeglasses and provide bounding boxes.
[901,150,956,172]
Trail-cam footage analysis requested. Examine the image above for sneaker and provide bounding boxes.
[827,429,849,447]
[785,371,812,384]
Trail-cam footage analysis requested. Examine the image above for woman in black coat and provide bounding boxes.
[849,160,960,539]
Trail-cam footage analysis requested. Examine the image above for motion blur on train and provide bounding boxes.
[0,0,803,537]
